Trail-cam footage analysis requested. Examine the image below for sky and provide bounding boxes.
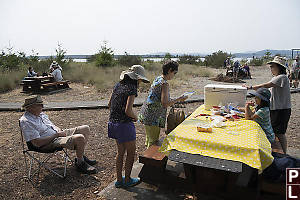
[0,0,300,56]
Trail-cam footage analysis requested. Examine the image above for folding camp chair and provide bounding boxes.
[19,120,73,181]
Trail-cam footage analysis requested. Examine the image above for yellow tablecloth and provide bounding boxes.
[159,105,274,173]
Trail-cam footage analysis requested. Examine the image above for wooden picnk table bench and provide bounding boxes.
[41,80,70,92]
[139,137,168,183]
[20,76,70,93]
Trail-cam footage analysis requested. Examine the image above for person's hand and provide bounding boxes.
[57,131,67,137]
[177,95,188,102]
[131,117,138,122]
[246,101,255,107]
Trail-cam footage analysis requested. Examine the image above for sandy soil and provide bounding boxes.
[0,65,299,199]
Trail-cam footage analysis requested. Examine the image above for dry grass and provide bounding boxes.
[62,62,214,93]
[0,62,213,94]
[0,70,26,93]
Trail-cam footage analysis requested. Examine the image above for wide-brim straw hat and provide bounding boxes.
[22,95,46,108]
[50,61,58,68]
[120,65,150,83]
[267,56,288,70]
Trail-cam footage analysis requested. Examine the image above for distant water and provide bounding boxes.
[73,58,87,62]
[71,57,251,63]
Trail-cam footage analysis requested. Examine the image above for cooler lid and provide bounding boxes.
[204,84,247,90]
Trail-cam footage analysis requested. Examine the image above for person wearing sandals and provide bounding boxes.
[138,60,187,148]
[245,56,291,154]
[108,65,150,188]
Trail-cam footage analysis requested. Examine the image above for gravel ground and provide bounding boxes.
[0,65,299,199]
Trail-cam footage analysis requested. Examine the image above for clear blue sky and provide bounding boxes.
[0,0,299,55]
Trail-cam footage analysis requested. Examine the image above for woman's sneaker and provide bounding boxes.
[115,177,125,188]
[124,177,141,187]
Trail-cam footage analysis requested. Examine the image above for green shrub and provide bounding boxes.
[204,51,232,68]
[178,55,201,65]
[249,58,264,66]
[118,52,141,66]
[94,42,114,67]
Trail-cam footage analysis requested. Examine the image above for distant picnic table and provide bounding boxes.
[21,76,70,93]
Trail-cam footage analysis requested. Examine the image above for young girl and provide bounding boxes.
[108,65,149,188]
[241,88,275,143]
[139,61,187,148]
[245,56,291,153]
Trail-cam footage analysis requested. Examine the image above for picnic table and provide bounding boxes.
[21,76,69,93]
[159,104,274,197]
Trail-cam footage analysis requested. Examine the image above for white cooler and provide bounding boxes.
[204,84,247,110]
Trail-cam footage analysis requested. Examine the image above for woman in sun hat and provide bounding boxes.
[245,56,291,153]
[138,60,187,148]
[108,65,149,188]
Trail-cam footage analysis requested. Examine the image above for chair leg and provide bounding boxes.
[25,151,66,179]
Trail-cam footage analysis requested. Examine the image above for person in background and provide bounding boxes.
[239,88,275,143]
[49,61,62,72]
[242,63,251,79]
[27,67,37,77]
[138,60,187,148]
[245,56,291,154]
[51,62,63,82]
[19,95,97,174]
[290,56,300,88]
[233,60,240,79]
[108,65,150,188]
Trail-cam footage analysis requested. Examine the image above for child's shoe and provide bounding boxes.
[124,177,141,187]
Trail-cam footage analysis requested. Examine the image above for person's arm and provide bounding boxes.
[125,95,137,121]
[245,102,260,120]
[245,81,277,90]
[30,131,66,147]
[161,83,187,108]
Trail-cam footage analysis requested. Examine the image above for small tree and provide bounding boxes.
[204,51,231,68]
[164,53,172,60]
[55,42,68,66]
[95,41,114,67]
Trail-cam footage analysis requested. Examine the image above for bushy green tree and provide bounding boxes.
[0,47,26,71]
[178,54,200,65]
[204,51,231,68]
[95,41,114,67]
[118,52,141,66]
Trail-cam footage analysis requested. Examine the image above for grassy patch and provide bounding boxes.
[0,62,213,93]
[0,70,26,93]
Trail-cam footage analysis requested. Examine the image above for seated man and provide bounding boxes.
[27,67,38,77]
[51,62,63,82]
[242,63,251,78]
[49,61,63,72]
[19,95,97,174]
